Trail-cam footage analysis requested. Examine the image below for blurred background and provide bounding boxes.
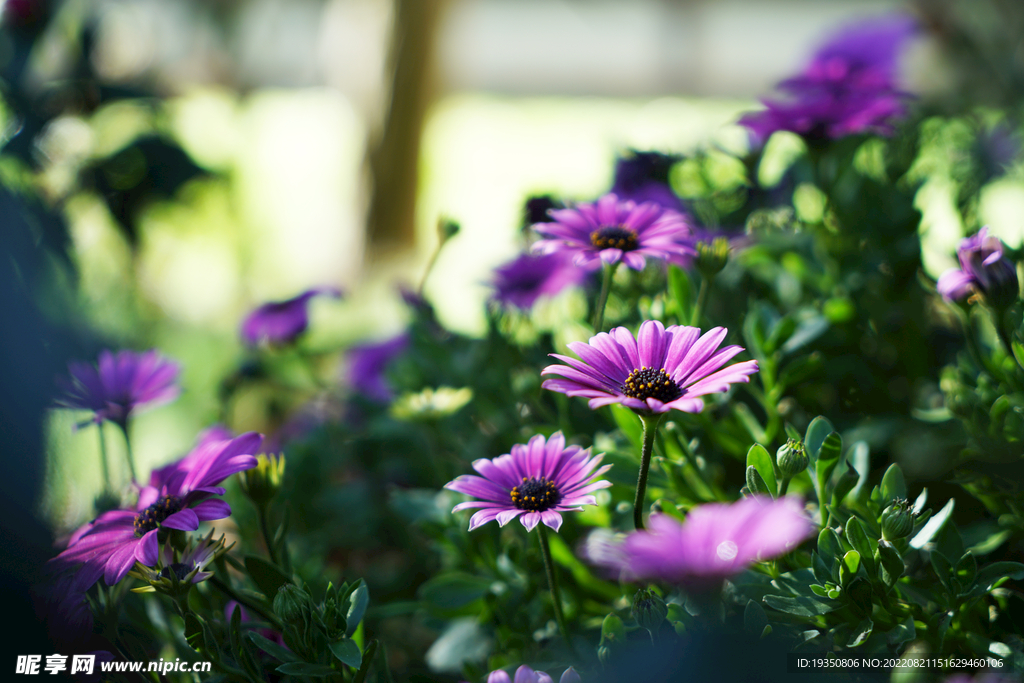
[4,0,1024,662]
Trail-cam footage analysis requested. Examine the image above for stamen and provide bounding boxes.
[134,496,184,537]
[622,366,681,402]
[590,226,639,252]
[510,477,560,512]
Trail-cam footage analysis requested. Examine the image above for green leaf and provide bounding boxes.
[876,540,904,589]
[609,405,643,445]
[667,265,692,323]
[330,638,362,669]
[418,572,493,611]
[815,432,842,503]
[745,465,773,498]
[743,600,768,636]
[954,552,977,593]
[880,464,907,504]
[735,404,768,444]
[931,551,954,597]
[346,581,369,637]
[352,640,378,683]
[810,584,828,598]
[276,663,338,677]
[745,443,777,497]
[811,551,831,584]
[886,615,916,648]
[804,416,835,464]
[816,527,842,566]
[963,561,1024,598]
[842,550,861,577]
[245,555,291,599]
[184,614,205,653]
[846,618,873,648]
[248,631,298,663]
[910,499,955,549]
[779,315,829,355]
[763,594,838,617]
[844,517,875,579]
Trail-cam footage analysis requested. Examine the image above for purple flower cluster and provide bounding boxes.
[474,666,580,683]
[347,333,410,402]
[241,286,342,346]
[542,320,758,415]
[585,496,813,588]
[937,226,1019,309]
[740,14,918,144]
[58,349,181,428]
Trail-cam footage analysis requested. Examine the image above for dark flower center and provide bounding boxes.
[159,563,193,582]
[134,496,184,537]
[623,366,682,403]
[590,226,639,252]
[510,477,560,512]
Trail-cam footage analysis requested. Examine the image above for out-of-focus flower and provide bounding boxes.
[739,14,918,144]
[390,386,472,421]
[542,320,758,415]
[584,496,813,588]
[523,195,563,227]
[611,151,685,214]
[489,251,589,311]
[239,453,286,510]
[241,287,342,347]
[445,432,611,533]
[937,226,1019,308]
[975,121,1021,184]
[346,334,410,402]
[477,665,580,683]
[49,432,261,587]
[58,349,181,428]
[532,193,694,271]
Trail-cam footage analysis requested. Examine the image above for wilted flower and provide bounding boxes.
[532,193,694,271]
[445,432,611,533]
[347,334,409,402]
[58,349,181,428]
[937,226,1019,309]
[50,432,261,587]
[585,496,813,588]
[489,251,589,311]
[241,287,342,346]
[740,14,918,144]
[542,320,758,415]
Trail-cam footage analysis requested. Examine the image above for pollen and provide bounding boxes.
[590,225,639,252]
[510,477,560,512]
[134,496,184,537]
[623,366,682,403]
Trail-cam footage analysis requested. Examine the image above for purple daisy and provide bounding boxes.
[444,432,611,533]
[739,14,918,145]
[241,286,342,346]
[584,496,813,588]
[347,333,410,402]
[58,349,181,428]
[937,226,1019,309]
[50,432,261,587]
[542,320,759,415]
[475,666,580,683]
[489,251,589,311]
[531,193,694,272]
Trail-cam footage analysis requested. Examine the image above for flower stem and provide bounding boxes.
[97,422,112,492]
[634,413,664,531]
[210,575,284,631]
[537,524,573,653]
[258,507,281,568]
[690,274,713,327]
[592,262,619,332]
[117,422,138,483]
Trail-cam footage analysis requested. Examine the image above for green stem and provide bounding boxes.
[117,422,138,483]
[537,524,574,653]
[634,413,663,531]
[97,422,112,492]
[778,477,790,498]
[258,507,280,568]
[690,275,713,327]
[592,262,619,332]
[210,576,284,631]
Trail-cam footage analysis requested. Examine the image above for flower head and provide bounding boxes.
[490,251,589,311]
[129,531,230,594]
[532,193,694,271]
[585,496,812,588]
[58,349,181,427]
[542,320,758,415]
[937,226,1019,308]
[739,14,918,144]
[241,287,342,346]
[482,665,580,683]
[347,333,410,402]
[445,432,611,533]
[50,432,261,587]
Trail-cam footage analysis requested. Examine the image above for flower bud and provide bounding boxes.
[696,237,730,278]
[880,498,914,541]
[600,613,625,645]
[239,453,286,509]
[273,584,313,625]
[631,588,667,637]
[777,438,808,479]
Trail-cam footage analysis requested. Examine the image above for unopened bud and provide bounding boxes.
[631,588,667,636]
[696,237,730,278]
[880,498,914,541]
[239,453,286,509]
[777,438,808,479]
[273,584,312,625]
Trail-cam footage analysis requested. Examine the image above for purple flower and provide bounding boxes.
[481,665,580,683]
[740,14,918,144]
[241,287,342,346]
[542,320,759,415]
[611,151,685,214]
[532,194,694,271]
[347,333,410,402]
[50,432,261,587]
[58,349,181,427]
[489,251,589,311]
[585,496,813,588]
[937,226,1019,308]
[445,432,611,533]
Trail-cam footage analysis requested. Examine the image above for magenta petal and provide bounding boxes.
[192,499,232,521]
[540,510,563,532]
[104,542,141,585]
[136,529,160,565]
[162,508,200,531]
